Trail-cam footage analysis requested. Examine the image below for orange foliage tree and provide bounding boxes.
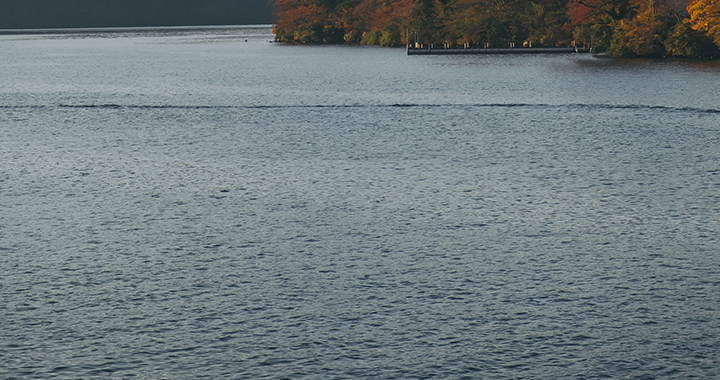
[353,0,422,45]
[272,0,718,56]
[688,0,720,46]
[434,0,570,46]
[273,0,345,43]
[607,10,671,56]
[568,0,642,26]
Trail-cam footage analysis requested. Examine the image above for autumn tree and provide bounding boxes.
[664,18,719,55]
[355,0,422,45]
[436,0,559,46]
[525,0,573,45]
[341,0,374,43]
[273,0,345,43]
[436,0,489,44]
[272,0,719,55]
[568,0,641,26]
[607,10,671,56]
[687,0,720,47]
[567,0,643,48]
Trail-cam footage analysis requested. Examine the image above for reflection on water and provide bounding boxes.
[1,26,720,379]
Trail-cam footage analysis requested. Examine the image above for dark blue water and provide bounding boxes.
[1,25,719,379]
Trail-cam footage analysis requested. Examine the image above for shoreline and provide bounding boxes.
[0,24,272,35]
[407,45,591,55]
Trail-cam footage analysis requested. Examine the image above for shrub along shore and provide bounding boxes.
[272,0,720,58]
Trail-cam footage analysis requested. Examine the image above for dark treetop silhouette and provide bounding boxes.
[0,0,272,29]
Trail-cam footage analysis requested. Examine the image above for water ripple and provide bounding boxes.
[1,103,718,115]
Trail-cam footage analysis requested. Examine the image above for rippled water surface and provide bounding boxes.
[1,25,720,379]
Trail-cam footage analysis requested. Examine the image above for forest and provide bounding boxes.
[0,0,271,29]
[272,0,720,57]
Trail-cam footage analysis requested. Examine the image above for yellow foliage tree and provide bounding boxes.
[608,10,670,57]
[688,0,720,47]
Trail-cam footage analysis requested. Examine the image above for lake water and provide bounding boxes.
[1,25,720,379]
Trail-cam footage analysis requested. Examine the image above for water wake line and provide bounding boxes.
[0,103,718,114]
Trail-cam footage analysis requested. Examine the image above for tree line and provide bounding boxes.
[272,0,720,57]
[0,0,271,29]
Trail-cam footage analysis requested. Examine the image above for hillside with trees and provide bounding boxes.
[0,0,272,29]
[273,0,720,57]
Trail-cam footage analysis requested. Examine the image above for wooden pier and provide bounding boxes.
[407,45,591,55]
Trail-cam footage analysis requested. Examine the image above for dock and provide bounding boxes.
[407,45,591,55]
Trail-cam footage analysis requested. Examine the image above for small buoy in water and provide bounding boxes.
[245,39,248,42]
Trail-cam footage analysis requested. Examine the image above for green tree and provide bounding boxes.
[590,23,614,52]
[664,18,719,56]
[607,10,671,57]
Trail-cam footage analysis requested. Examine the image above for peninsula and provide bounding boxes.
[273,0,720,58]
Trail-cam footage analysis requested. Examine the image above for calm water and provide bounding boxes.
[1,25,720,379]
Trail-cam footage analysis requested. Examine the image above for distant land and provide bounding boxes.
[273,0,720,58]
[0,0,273,29]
